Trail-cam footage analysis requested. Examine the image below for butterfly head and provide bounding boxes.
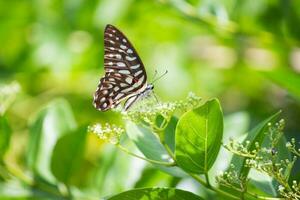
[147,84,154,90]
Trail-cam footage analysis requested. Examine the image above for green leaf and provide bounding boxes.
[0,116,11,161]
[126,122,186,177]
[0,181,31,199]
[175,99,223,174]
[27,99,77,183]
[208,112,250,187]
[164,117,178,153]
[134,167,173,188]
[224,112,250,142]
[263,68,300,101]
[107,187,204,200]
[51,126,87,185]
[230,111,281,178]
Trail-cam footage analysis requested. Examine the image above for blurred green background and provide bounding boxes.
[1,0,300,199]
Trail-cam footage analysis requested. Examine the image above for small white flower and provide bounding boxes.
[278,185,285,193]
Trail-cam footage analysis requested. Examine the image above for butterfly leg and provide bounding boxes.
[151,90,159,103]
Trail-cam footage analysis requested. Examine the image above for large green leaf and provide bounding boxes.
[27,99,77,183]
[0,116,11,161]
[51,126,87,185]
[175,99,223,174]
[230,111,281,178]
[126,122,186,177]
[107,187,204,200]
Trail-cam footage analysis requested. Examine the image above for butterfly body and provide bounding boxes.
[124,84,154,110]
[93,24,151,111]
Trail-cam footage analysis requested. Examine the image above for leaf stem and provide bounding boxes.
[116,144,176,166]
[205,172,211,188]
[189,173,240,199]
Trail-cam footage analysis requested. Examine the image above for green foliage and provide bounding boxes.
[263,69,300,101]
[0,116,11,162]
[107,188,204,200]
[175,99,223,174]
[90,95,300,199]
[1,0,300,199]
[51,127,87,185]
[228,111,281,180]
[27,99,77,183]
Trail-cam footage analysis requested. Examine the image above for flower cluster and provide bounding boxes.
[286,138,300,157]
[122,92,201,129]
[222,120,300,198]
[0,81,20,116]
[267,119,285,147]
[224,139,258,158]
[278,180,300,199]
[88,123,124,145]
[216,164,247,191]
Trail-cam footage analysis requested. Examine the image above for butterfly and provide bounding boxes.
[93,24,154,111]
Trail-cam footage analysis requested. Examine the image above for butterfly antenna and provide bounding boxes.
[152,70,158,81]
[151,70,168,84]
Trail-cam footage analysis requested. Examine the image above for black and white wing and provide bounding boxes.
[93,24,147,111]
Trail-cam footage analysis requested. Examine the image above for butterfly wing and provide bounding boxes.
[93,24,147,111]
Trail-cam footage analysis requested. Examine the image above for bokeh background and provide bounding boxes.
[1,0,300,199]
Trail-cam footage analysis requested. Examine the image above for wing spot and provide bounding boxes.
[125,77,132,84]
[135,70,143,76]
[122,39,127,43]
[119,70,130,74]
[127,49,133,54]
[114,86,120,91]
[115,93,124,100]
[131,64,140,69]
[102,90,108,95]
[102,103,107,108]
[126,56,137,61]
[100,97,106,103]
[120,83,128,87]
[133,76,144,88]
[122,87,134,93]
[120,45,127,50]
[107,84,113,89]
[133,77,138,83]
[117,62,126,67]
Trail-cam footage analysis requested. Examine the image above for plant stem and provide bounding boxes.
[189,173,240,200]
[205,172,211,188]
[245,191,284,200]
[66,184,73,200]
[116,144,176,166]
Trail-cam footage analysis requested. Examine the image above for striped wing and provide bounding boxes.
[93,24,147,111]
